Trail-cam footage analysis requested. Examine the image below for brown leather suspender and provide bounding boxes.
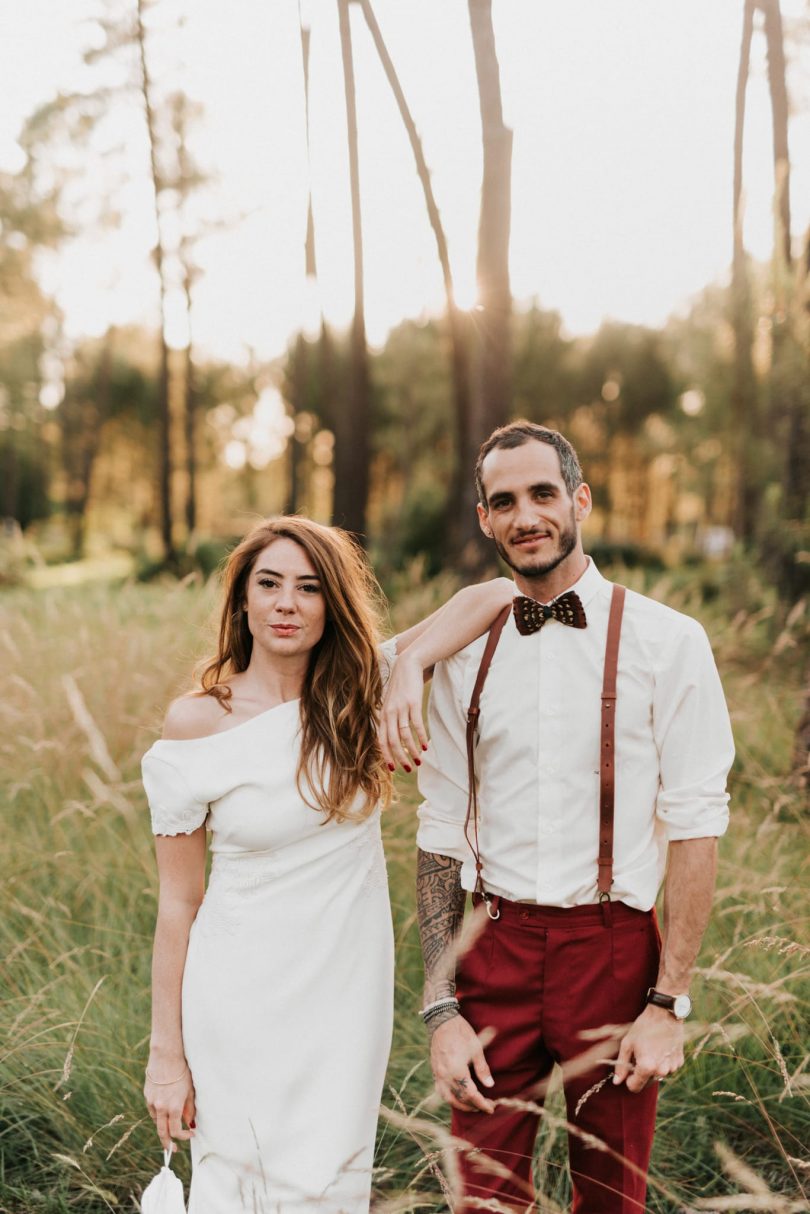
[464,604,512,906]
[598,584,626,898]
[464,585,626,908]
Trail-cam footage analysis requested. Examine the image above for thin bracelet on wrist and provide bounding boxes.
[425,1005,461,1036]
[419,996,459,1018]
[419,996,460,1027]
[145,1065,189,1086]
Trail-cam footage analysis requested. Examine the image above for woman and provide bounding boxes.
[141,516,511,1213]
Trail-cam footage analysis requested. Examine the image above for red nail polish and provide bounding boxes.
[422,744,428,752]
[189,1119,196,1129]
[403,765,412,773]
[387,763,395,772]
[415,758,421,766]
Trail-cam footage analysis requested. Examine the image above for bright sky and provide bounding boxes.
[2,0,809,363]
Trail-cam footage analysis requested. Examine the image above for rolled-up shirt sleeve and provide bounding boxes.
[653,619,734,840]
[416,655,472,861]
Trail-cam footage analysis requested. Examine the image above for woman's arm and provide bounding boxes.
[144,828,206,1151]
[379,577,513,770]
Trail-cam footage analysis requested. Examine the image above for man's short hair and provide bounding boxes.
[474,421,584,506]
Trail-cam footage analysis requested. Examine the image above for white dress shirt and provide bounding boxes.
[416,559,734,911]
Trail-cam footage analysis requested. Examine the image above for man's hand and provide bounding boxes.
[613,1004,685,1092]
[431,1015,496,1114]
[379,650,428,771]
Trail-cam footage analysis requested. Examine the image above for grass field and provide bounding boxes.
[0,564,807,1213]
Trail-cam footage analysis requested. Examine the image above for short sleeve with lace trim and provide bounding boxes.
[142,751,209,836]
[378,636,398,691]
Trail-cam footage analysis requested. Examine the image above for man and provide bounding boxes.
[414,422,734,1212]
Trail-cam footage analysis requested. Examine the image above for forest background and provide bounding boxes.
[0,1,808,1211]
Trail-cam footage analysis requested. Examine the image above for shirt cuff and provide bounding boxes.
[416,807,470,862]
[657,797,730,841]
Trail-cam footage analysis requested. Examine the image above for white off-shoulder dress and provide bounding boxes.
[141,685,395,1214]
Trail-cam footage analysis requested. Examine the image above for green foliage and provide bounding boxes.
[0,570,806,1212]
[512,304,578,425]
[368,319,455,575]
[584,538,666,571]
[134,535,239,582]
[0,438,50,529]
[189,536,238,580]
[579,321,678,430]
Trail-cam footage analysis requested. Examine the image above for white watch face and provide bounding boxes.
[673,994,692,1019]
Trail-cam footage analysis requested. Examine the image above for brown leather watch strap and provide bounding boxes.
[464,604,512,899]
[598,584,626,897]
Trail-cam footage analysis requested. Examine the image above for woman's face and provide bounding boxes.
[244,538,327,660]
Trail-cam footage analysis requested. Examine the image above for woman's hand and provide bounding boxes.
[379,578,514,772]
[144,1056,196,1151]
[379,650,428,772]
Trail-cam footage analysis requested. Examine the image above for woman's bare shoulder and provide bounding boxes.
[162,692,228,741]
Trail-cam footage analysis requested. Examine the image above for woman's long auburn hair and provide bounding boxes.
[198,517,392,824]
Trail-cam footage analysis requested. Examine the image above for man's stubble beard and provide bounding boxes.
[491,507,578,580]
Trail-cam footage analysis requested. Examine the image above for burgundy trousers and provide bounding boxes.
[452,897,661,1214]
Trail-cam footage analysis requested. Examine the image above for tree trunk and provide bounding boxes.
[333,0,370,541]
[730,0,759,545]
[1,444,17,520]
[182,299,196,538]
[61,329,114,558]
[759,0,791,274]
[794,667,810,792]
[175,95,198,542]
[136,0,175,566]
[286,13,316,518]
[465,0,513,570]
[300,20,317,282]
[758,0,808,600]
[285,334,309,515]
[355,0,475,560]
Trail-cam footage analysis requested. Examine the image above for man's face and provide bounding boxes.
[476,440,591,580]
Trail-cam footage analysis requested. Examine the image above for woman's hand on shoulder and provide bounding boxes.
[162,693,224,741]
[379,650,428,773]
[379,577,513,772]
[471,575,514,611]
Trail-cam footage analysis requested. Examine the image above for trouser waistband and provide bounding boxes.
[471,891,654,928]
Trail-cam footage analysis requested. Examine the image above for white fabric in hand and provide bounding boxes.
[140,1150,186,1213]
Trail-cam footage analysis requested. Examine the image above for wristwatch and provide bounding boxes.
[646,988,692,1020]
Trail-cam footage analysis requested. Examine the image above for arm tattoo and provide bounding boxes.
[417,849,466,1005]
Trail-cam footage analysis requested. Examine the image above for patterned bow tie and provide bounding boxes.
[512,591,587,635]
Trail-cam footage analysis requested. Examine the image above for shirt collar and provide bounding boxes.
[511,556,607,609]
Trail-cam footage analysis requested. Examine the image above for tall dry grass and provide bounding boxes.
[0,564,807,1212]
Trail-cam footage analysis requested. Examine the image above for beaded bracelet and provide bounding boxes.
[419,997,460,1024]
[423,1006,461,1031]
